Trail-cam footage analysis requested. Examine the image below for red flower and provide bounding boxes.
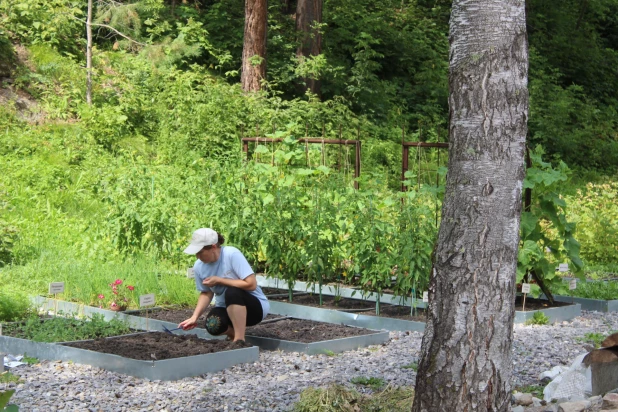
[127,285,135,291]
[98,294,105,300]
[114,279,123,285]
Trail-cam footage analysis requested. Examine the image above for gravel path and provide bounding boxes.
[2,310,617,411]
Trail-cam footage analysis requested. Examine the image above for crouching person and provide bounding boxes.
[179,228,269,343]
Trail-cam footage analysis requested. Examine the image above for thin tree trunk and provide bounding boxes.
[241,0,268,92]
[412,0,529,411]
[295,0,322,96]
[86,0,93,105]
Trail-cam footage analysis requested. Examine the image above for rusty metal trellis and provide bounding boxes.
[241,137,362,190]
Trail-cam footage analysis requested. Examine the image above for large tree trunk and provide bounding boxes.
[241,0,268,92]
[295,0,322,96]
[411,0,528,411]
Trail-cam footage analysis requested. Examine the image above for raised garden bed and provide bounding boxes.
[30,298,390,354]
[546,295,618,312]
[261,283,581,327]
[244,317,389,354]
[0,330,258,380]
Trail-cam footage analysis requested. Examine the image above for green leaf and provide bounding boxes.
[520,212,537,238]
[262,194,274,206]
[0,389,15,409]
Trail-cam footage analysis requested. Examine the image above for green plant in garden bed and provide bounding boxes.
[351,376,386,391]
[575,332,615,349]
[3,313,132,342]
[0,292,33,322]
[518,146,584,300]
[569,281,618,301]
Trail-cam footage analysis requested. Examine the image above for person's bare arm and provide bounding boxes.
[179,291,213,330]
[202,274,257,291]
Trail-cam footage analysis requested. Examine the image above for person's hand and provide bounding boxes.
[179,317,198,331]
[202,276,222,287]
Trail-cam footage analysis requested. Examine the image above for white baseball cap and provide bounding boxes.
[183,228,218,254]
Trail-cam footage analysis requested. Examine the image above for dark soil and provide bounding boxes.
[514,295,572,311]
[128,307,283,325]
[246,318,376,343]
[62,332,252,360]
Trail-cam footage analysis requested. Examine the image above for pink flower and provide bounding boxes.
[114,279,123,285]
[110,302,118,307]
[127,285,135,291]
[98,294,105,300]
[113,291,118,295]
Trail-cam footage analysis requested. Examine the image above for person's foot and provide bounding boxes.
[226,340,251,350]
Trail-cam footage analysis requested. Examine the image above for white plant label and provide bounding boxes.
[569,279,577,290]
[558,263,569,272]
[139,294,156,307]
[186,268,195,278]
[48,282,65,294]
[422,291,429,303]
[521,283,531,294]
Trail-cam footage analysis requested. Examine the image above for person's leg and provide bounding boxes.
[225,287,263,342]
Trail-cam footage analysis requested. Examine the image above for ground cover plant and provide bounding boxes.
[3,313,132,342]
[293,383,414,412]
[568,280,618,300]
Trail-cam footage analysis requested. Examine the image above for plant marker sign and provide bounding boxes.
[49,282,65,316]
[521,283,531,312]
[559,263,569,273]
[569,278,577,304]
[140,294,156,331]
[186,268,195,278]
[422,291,429,303]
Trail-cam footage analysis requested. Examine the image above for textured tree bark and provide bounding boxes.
[295,0,322,96]
[241,0,268,92]
[411,1,528,411]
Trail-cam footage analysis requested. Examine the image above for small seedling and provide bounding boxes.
[0,372,21,384]
[21,355,38,365]
[322,349,336,357]
[525,311,549,326]
[401,361,418,371]
[576,332,610,348]
[350,376,386,391]
[513,384,544,398]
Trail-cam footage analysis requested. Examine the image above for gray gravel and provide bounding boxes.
[2,310,617,411]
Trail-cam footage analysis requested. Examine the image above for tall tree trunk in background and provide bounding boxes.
[411,0,528,411]
[295,0,322,96]
[241,0,267,92]
[86,0,93,105]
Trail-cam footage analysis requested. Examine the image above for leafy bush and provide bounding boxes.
[0,291,32,321]
[565,181,618,269]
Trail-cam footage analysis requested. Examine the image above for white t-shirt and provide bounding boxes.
[193,246,269,319]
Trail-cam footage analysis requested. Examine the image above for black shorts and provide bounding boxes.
[204,287,263,335]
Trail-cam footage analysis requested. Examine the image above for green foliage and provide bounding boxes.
[518,146,584,297]
[570,281,618,301]
[4,313,132,342]
[576,332,609,349]
[564,181,618,268]
[0,374,21,385]
[21,355,39,365]
[293,384,413,412]
[525,311,550,326]
[0,389,19,411]
[513,385,544,398]
[0,291,32,321]
[401,362,418,371]
[350,377,386,391]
